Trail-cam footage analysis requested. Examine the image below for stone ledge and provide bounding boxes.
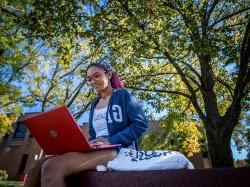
[66,167,250,187]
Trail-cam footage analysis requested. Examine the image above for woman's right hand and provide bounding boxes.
[90,137,110,145]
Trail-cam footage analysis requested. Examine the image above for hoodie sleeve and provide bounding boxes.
[88,122,96,142]
[108,89,148,145]
[88,101,96,141]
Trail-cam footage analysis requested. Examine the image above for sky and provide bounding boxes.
[231,141,248,160]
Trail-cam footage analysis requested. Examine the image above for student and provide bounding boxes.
[25,62,148,187]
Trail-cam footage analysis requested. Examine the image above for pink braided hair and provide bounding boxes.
[110,72,124,89]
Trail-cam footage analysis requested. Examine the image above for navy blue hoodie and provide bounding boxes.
[88,88,148,150]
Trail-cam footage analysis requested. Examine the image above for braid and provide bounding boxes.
[110,72,124,89]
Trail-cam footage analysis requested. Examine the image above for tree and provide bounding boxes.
[244,127,250,166]
[80,1,250,167]
[245,152,250,166]
[234,159,247,168]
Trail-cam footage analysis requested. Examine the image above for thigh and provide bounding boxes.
[44,150,117,176]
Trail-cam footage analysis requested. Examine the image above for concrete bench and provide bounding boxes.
[66,167,250,187]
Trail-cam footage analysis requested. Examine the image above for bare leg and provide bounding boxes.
[41,150,117,187]
[25,156,54,187]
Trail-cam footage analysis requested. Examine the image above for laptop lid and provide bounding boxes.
[23,106,94,155]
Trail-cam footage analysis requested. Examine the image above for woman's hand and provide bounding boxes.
[90,137,110,145]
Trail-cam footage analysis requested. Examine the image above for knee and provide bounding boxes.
[102,150,118,161]
[41,158,60,176]
[41,156,69,186]
[108,150,118,160]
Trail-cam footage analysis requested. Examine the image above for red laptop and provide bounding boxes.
[23,106,121,155]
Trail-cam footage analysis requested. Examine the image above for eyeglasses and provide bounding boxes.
[86,72,107,82]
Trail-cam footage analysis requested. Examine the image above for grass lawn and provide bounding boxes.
[0,181,24,187]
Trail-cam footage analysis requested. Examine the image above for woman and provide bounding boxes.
[25,62,148,187]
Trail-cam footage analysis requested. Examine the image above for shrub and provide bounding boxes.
[0,170,8,181]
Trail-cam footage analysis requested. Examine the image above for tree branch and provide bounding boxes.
[1,101,15,108]
[215,77,233,98]
[7,40,50,83]
[212,1,226,26]
[224,18,250,121]
[207,0,220,21]
[141,72,178,77]
[179,60,201,80]
[73,100,92,120]
[213,21,247,33]
[163,1,199,41]
[126,85,191,98]
[67,81,87,108]
[210,6,250,28]
[59,47,100,79]
[62,84,70,105]
[41,62,60,111]
[0,6,19,18]
[202,0,220,36]
[184,73,201,89]
[127,85,206,121]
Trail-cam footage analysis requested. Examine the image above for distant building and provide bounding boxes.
[0,115,210,180]
[0,113,43,180]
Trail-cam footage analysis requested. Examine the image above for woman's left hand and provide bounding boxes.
[90,137,110,145]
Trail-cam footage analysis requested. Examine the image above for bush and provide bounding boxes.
[0,170,8,181]
[0,180,24,187]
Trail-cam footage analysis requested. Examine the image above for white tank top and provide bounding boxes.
[92,107,109,137]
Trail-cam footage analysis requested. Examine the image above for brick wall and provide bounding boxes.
[0,129,42,180]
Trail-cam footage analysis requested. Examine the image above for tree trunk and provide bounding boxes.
[206,124,234,167]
